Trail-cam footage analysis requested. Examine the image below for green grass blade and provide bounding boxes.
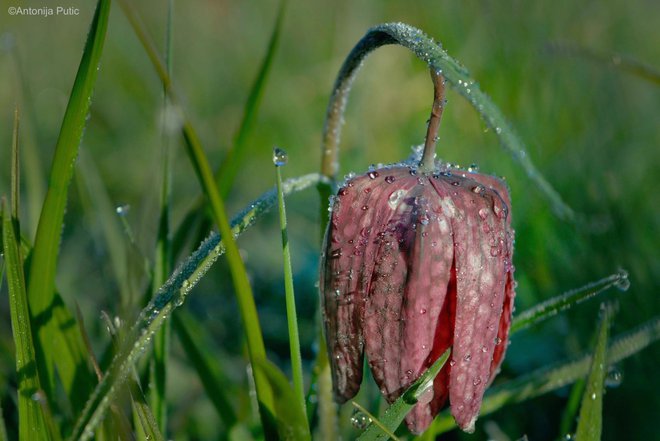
[511,270,629,334]
[215,0,286,197]
[0,401,8,441]
[575,305,613,441]
[424,316,660,436]
[26,0,111,405]
[559,378,585,438]
[129,377,165,441]
[274,149,309,433]
[2,200,49,440]
[69,173,321,440]
[150,0,175,431]
[253,359,311,441]
[172,312,237,429]
[320,22,574,221]
[358,348,451,440]
[546,43,660,86]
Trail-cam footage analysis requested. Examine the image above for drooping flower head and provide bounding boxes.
[320,159,515,434]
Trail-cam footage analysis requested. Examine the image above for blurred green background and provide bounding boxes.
[0,0,658,439]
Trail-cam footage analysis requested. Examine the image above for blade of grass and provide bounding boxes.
[129,377,165,441]
[559,378,585,438]
[320,23,574,221]
[358,348,451,440]
[423,315,660,436]
[215,0,287,197]
[3,199,48,439]
[150,0,175,432]
[26,0,110,410]
[253,359,311,441]
[118,0,276,419]
[0,401,7,441]
[546,43,660,86]
[172,313,237,429]
[510,269,629,334]
[274,148,310,435]
[3,110,49,440]
[352,402,400,441]
[69,173,322,440]
[574,304,613,441]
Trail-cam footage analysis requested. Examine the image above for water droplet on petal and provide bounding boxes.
[368,171,379,179]
[419,308,427,315]
[464,354,471,362]
[385,175,396,184]
[478,208,489,220]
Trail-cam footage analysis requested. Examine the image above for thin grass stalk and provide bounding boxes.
[510,270,629,334]
[3,200,48,439]
[3,110,49,440]
[274,149,309,431]
[150,0,175,432]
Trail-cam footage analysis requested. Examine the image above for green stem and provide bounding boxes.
[275,159,310,433]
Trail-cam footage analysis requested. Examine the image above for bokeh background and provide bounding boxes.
[0,0,658,439]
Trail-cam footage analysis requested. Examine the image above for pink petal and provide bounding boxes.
[321,169,415,401]
[430,174,509,432]
[363,176,454,379]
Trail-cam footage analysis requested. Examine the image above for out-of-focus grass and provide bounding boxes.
[0,0,658,439]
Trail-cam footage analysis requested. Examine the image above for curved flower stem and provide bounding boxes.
[320,22,574,221]
[420,70,446,172]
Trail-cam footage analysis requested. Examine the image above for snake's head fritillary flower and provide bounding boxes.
[320,161,515,434]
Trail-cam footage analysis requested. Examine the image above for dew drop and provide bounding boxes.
[615,268,630,291]
[605,366,623,388]
[388,189,406,208]
[115,204,130,216]
[330,249,342,258]
[490,246,500,257]
[350,409,372,429]
[338,187,348,196]
[361,205,369,211]
[385,175,396,184]
[481,345,488,353]
[463,354,471,362]
[478,208,489,220]
[450,181,460,186]
[419,308,427,315]
[494,337,502,345]
[472,185,484,194]
[272,147,288,166]
[368,170,379,179]
[472,377,482,386]
[468,163,479,172]
[449,359,456,367]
